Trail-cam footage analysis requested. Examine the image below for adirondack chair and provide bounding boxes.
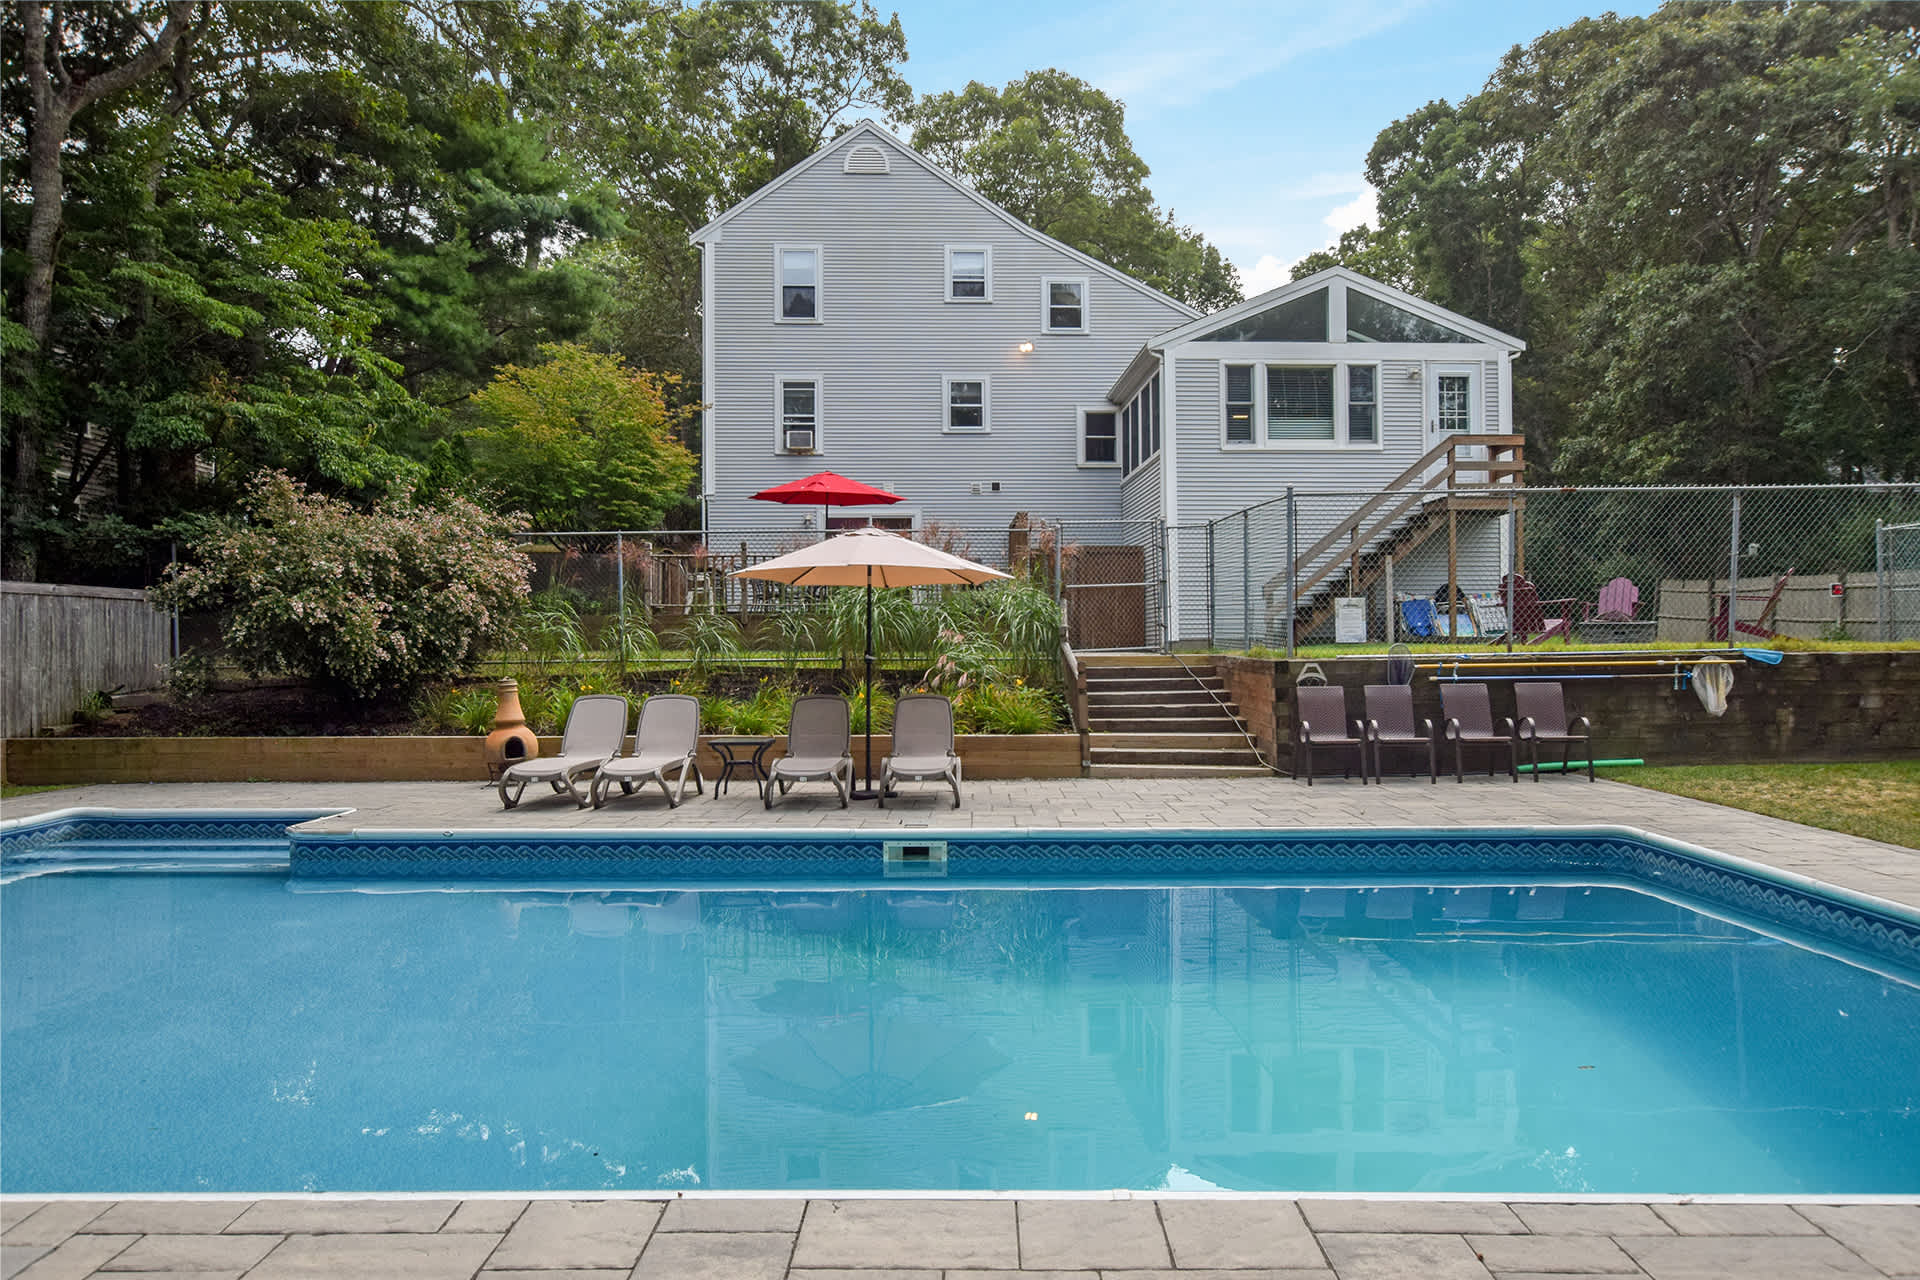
[1576,576,1656,642]
[1498,574,1577,644]
[1711,569,1796,640]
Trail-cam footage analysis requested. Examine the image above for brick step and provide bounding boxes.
[1090,717,1246,734]
[1090,747,1266,767]
[1088,762,1274,778]
[1087,732,1251,750]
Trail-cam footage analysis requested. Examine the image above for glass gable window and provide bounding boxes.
[1346,292,1475,343]
[1081,410,1117,465]
[1225,365,1255,443]
[947,247,989,301]
[1266,367,1335,441]
[1199,288,1328,342]
[1046,278,1086,331]
[1347,366,1377,443]
[779,248,818,320]
[946,378,986,430]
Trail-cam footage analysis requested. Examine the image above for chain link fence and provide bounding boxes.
[1187,483,1920,652]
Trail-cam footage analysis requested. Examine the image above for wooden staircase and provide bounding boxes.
[1079,655,1269,778]
[1265,435,1526,637]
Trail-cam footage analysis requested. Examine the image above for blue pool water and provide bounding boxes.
[3,820,1918,1195]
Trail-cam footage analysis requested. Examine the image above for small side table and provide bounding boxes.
[708,735,776,800]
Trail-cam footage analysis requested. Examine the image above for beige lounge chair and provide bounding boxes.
[498,693,629,809]
[590,693,704,809]
[880,694,961,809]
[766,695,853,809]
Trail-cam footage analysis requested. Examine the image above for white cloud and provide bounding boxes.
[1323,186,1378,238]
[1082,0,1434,110]
[1240,254,1294,297]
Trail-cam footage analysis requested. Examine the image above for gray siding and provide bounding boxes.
[1120,456,1162,522]
[701,130,1192,532]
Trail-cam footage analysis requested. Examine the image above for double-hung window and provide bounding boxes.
[1043,277,1087,332]
[943,376,989,432]
[777,375,821,453]
[1079,409,1118,466]
[946,245,991,302]
[1223,363,1381,448]
[775,244,820,322]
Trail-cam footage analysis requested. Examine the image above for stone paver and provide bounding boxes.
[1157,1200,1326,1270]
[1,1245,50,1280]
[242,1231,499,1280]
[92,1234,279,1272]
[10,1235,136,1280]
[224,1200,458,1235]
[1651,1204,1822,1235]
[1511,1204,1673,1236]
[1794,1205,1920,1277]
[78,1207,247,1238]
[0,1208,46,1235]
[478,1272,628,1279]
[1316,1231,1494,1280]
[791,1200,1017,1271]
[2,1205,106,1248]
[1466,1232,1641,1273]
[1016,1201,1169,1270]
[1102,1272,1337,1280]
[487,1201,661,1272]
[630,1229,790,1279]
[785,1271,938,1280]
[1613,1232,1882,1279]
[442,1201,528,1234]
[1303,1200,1527,1235]
[658,1199,805,1233]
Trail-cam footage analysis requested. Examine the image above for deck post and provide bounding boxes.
[1206,519,1216,649]
[1447,504,1459,638]
[1505,488,1516,654]
[1385,554,1396,644]
[614,533,626,670]
[1241,511,1251,650]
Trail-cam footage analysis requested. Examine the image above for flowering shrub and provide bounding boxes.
[154,471,531,700]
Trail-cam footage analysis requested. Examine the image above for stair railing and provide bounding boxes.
[1059,626,1090,773]
[1268,435,1525,612]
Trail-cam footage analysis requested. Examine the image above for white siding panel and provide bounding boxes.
[1120,456,1162,522]
[705,135,1189,532]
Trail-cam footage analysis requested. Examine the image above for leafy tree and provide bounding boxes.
[906,70,1241,312]
[153,470,530,700]
[1359,3,1918,483]
[1290,224,1418,291]
[465,343,698,530]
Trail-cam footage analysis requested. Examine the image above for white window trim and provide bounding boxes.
[944,244,993,304]
[1077,405,1119,469]
[773,372,824,454]
[1217,361,1386,452]
[826,509,919,532]
[1042,275,1089,333]
[1430,362,1481,435]
[773,242,822,325]
[942,374,991,434]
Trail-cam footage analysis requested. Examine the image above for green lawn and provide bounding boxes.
[1,783,72,800]
[1597,760,1920,850]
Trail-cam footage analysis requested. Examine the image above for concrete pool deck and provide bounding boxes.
[3,776,1918,1279]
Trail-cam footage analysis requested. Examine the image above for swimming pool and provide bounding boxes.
[3,812,1917,1195]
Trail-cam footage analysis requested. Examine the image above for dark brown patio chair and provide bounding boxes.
[1513,682,1594,781]
[1294,685,1366,785]
[1362,684,1436,784]
[1438,683,1517,783]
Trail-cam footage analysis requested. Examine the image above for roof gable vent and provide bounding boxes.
[843,143,890,175]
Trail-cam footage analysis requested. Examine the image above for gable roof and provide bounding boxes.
[690,119,1201,320]
[1145,266,1526,351]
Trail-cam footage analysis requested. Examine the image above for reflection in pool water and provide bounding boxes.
[4,875,1917,1193]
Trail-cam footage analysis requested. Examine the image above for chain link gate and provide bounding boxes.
[1053,520,1167,650]
[1881,520,1920,641]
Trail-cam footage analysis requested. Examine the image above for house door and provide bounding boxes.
[1427,362,1488,483]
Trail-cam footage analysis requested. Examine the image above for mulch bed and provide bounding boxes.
[62,682,425,738]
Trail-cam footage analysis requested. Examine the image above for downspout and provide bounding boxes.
[699,234,718,533]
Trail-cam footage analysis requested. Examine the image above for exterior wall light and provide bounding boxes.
[1017,341,1034,353]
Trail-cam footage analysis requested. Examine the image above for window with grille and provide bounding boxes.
[946,246,990,301]
[1225,365,1255,443]
[1348,366,1377,443]
[1044,277,1086,332]
[1080,409,1117,466]
[1436,373,1472,431]
[944,376,988,431]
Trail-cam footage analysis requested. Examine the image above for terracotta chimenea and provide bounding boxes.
[482,679,540,780]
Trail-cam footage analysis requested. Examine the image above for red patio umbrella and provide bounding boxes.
[750,471,903,536]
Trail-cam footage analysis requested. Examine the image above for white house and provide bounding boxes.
[693,122,1526,644]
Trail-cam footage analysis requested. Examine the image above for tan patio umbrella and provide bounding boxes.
[732,528,1010,799]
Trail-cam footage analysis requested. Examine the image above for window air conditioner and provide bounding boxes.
[784,428,816,453]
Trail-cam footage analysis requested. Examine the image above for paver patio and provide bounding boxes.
[3,776,1916,1279]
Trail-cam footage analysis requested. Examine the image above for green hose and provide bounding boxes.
[1517,758,1645,773]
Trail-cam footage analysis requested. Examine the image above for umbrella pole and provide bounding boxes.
[850,565,879,800]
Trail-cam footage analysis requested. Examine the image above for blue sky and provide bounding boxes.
[884,0,1657,296]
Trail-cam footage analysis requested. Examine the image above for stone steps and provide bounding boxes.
[1079,661,1267,775]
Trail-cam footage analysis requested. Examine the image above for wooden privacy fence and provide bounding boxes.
[1,582,172,737]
